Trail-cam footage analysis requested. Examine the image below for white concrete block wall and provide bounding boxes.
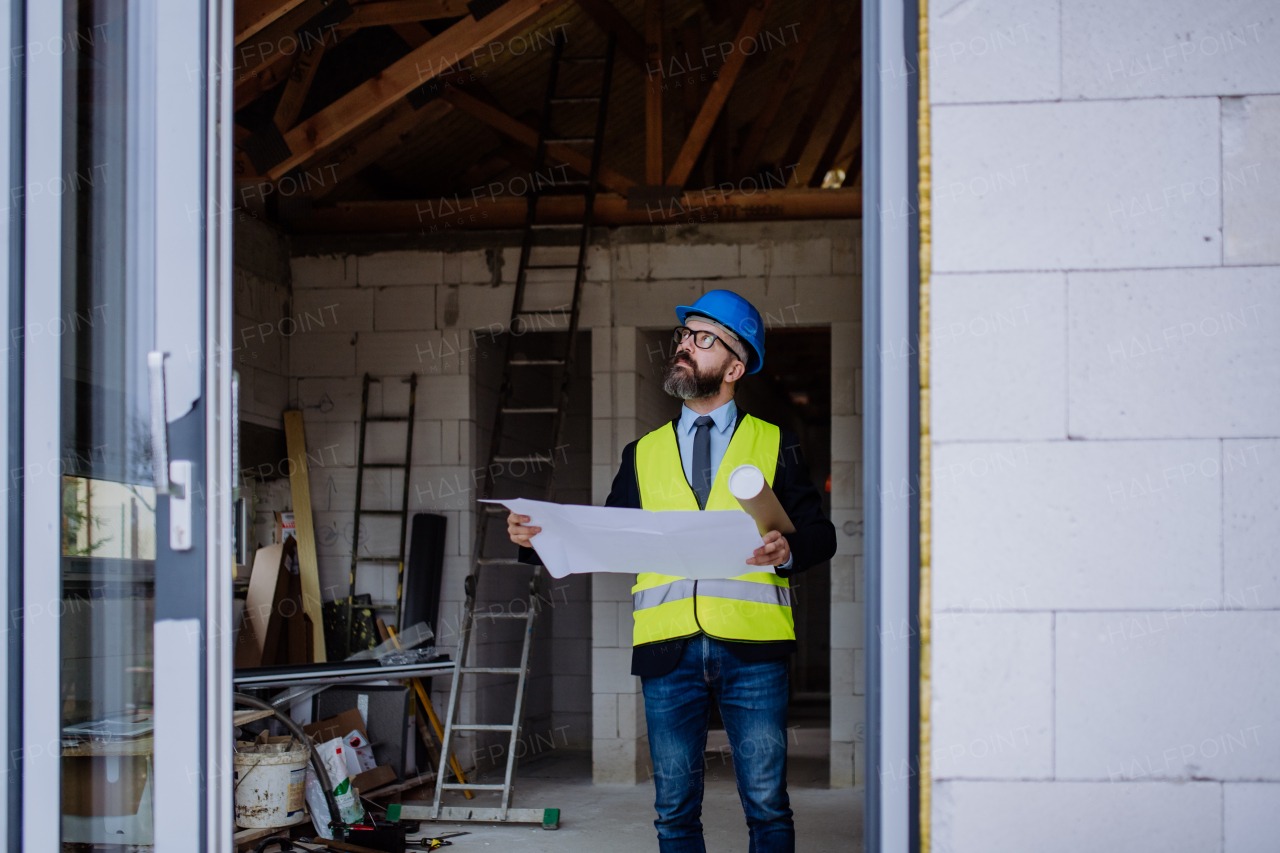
[283,220,862,783]
[930,0,1280,846]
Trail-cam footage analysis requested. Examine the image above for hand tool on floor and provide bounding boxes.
[378,620,473,800]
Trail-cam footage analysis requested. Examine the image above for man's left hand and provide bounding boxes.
[747,530,791,567]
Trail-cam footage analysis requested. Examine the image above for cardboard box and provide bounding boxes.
[351,765,396,793]
[303,708,367,746]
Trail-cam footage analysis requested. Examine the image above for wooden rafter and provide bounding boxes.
[258,0,566,181]
[806,85,860,188]
[731,0,832,180]
[573,0,646,67]
[441,88,636,195]
[665,0,774,189]
[292,187,861,232]
[644,0,663,184]
[339,0,472,29]
[236,0,336,80]
[309,99,454,199]
[274,38,327,131]
[776,11,860,184]
[235,0,310,45]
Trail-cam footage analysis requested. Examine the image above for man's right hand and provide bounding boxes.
[507,512,541,548]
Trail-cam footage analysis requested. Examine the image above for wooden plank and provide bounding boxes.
[274,38,327,131]
[731,0,832,180]
[292,187,861,232]
[236,0,333,80]
[310,99,454,199]
[806,84,860,187]
[233,708,276,727]
[263,0,567,180]
[340,0,472,28]
[665,0,774,188]
[776,11,860,183]
[236,0,310,45]
[441,88,636,195]
[235,24,352,110]
[573,0,646,67]
[644,0,663,184]
[283,411,328,663]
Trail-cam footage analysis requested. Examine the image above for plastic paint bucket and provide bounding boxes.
[233,743,310,828]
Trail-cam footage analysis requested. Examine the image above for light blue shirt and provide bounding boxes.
[676,399,792,569]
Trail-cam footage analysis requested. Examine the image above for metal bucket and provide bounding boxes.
[233,743,311,828]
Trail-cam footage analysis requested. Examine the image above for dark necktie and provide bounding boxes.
[692,415,714,509]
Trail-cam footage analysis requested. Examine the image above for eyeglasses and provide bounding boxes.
[673,326,745,363]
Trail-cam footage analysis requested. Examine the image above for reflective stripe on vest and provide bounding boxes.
[630,413,795,646]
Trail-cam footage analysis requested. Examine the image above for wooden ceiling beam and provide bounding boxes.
[806,83,860,187]
[236,0,310,45]
[441,88,636,195]
[665,0,774,189]
[291,187,862,232]
[731,0,832,180]
[260,0,566,181]
[273,38,327,131]
[309,98,454,199]
[775,11,860,184]
[644,0,663,184]
[339,0,472,29]
[573,0,646,67]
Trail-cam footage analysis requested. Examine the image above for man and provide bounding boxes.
[508,290,836,853]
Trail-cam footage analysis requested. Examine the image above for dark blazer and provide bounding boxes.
[521,410,837,677]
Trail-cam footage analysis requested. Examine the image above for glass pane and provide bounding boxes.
[59,0,156,846]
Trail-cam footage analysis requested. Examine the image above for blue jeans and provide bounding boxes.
[642,635,794,853]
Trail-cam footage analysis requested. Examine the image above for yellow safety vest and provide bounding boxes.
[630,413,795,647]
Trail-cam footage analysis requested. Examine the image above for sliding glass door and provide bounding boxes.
[20,0,233,849]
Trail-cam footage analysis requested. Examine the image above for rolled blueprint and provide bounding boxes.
[727,464,795,535]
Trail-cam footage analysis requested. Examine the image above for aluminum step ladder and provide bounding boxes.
[404,31,617,829]
[344,372,418,658]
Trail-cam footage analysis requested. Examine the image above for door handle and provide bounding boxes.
[149,351,194,551]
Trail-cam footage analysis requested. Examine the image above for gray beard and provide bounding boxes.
[662,354,727,400]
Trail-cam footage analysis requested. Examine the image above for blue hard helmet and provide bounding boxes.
[675,290,766,374]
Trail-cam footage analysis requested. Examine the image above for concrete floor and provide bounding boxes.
[407,727,863,853]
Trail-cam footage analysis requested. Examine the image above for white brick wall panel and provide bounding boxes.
[830,601,863,650]
[233,312,284,374]
[578,280,611,329]
[703,277,798,329]
[933,440,1221,609]
[830,510,863,557]
[592,572,635,604]
[1062,0,1280,99]
[932,99,1221,272]
[356,330,451,377]
[612,243,650,280]
[1068,267,1280,438]
[437,282,515,331]
[830,693,865,743]
[592,693,618,739]
[585,245,610,282]
[591,599,620,649]
[592,647,639,695]
[1223,95,1280,265]
[1224,439,1280,607]
[648,242,739,280]
[932,272,1067,441]
[296,377,373,423]
[832,236,860,275]
[793,275,859,323]
[357,250,443,286]
[831,415,862,463]
[929,0,1061,104]
[291,255,355,289]
[299,421,357,467]
[373,285,436,331]
[740,239,833,277]
[288,331,355,377]
[409,466,475,512]
[831,556,856,603]
[294,288,373,333]
[933,781,1221,853]
[416,374,472,421]
[830,647,855,696]
[830,461,858,510]
[1057,611,1280,781]
[248,369,288,421]
[613,280,702,327]
[931,613,1053,779]
[1225,783,1280,853]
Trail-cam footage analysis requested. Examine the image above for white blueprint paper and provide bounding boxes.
[481,498,768,579]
